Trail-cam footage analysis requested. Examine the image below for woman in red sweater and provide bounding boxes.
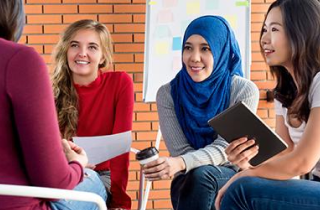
[51,19,134,210]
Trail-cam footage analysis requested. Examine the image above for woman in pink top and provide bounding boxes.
[0,0,106,209]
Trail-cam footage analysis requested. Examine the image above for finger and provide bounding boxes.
[61,139,71,152]
[228,139,256,159]
[228,143,258,165]
[86,163,96,169]
[215,191,222,210]
[143,162,167,175]
[225,137,248,154]
[143,157,166,168]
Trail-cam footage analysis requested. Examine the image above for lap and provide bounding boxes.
[50,169,107,210]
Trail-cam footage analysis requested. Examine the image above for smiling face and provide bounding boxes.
[182,35,214,82]
[67,29,105,85]
[261,7,293,71]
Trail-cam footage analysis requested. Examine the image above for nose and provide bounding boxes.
[190,49,201,62]
[260,30,270,46]
[78,47,87,57]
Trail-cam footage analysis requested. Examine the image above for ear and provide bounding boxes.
[99,56,106,66]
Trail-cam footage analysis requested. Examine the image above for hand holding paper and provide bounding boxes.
[73,131,132,165]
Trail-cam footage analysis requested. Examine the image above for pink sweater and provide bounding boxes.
[0,38,83,210]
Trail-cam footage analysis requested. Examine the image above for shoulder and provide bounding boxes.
[156,82,172,103]
[0,39,40,63]
[231,75,259,98]
[309,72,320,108]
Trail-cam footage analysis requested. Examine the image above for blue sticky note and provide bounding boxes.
[172,37,182,51]
[206,0,219,10]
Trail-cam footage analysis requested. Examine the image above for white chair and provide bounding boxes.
[135,128,162,210]
[0,184,107,210]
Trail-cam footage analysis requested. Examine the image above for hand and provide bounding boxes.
[215,169,252,210]
[62,139,88,168]
[142,156,185,181]
[225,137,259,170]
[86,163,96,170]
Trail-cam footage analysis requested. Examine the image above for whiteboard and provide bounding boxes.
[143,0,251,102]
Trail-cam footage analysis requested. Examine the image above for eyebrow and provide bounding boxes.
[70,40,100,47]
[184,42,209,46]
[264,22,283,27]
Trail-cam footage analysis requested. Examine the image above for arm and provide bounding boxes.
[7,47,83,189]
[157,77,260,173]
[109,72,133,209]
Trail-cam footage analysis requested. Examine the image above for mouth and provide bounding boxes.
[75,60,90,65]
[264,49,275,56]
[190,66,204,72]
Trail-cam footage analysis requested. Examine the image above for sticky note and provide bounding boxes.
[155,41,169,55]
[163,0,178,8]
[157,10,174,23]
[172,37,182,51]
[148,1,157,5]
[206,0,219,10]
[154,25,171,38]
[224,15,237,29]
[235,1,249,7]
[187,1,200,15]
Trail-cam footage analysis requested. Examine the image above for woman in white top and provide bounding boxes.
[215,0,320,209]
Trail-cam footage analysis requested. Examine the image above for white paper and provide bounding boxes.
[73,131,132,165]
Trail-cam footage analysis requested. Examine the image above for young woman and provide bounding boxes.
[215,0,320,209]
[142,15,260,210]
[0,1,106,210]
[52,19,133,210]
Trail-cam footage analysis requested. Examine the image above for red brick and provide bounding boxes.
[99,14,132,23]
[24,5,42,14]
[114,63,143,72]
[63,15,97,23]
[114,5,146,13]
[98,0,131,3]
[133,14,145,23]
[23,25,43,34]
[27,15,62,24]
[79,5,112,13]
[114,24,145,33]
[44,5,78,14]
[114,43,144,52]
[113,53,134,63]
[28,34,60,44]
[134,53,144,62]
[44,24,67,34]
[27,0,60,3]
[111,34,133,42]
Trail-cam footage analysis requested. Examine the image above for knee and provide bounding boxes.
[185,166,218,189]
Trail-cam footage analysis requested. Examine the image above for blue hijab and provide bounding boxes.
[170,15,243,149]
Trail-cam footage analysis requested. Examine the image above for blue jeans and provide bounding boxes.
[50,169,107,210]
[171,165,237,210]
[220,176,320,210]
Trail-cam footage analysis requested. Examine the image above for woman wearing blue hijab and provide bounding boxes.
[143,15,259,209]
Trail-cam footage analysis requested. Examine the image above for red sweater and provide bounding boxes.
[0,38,83,210]
[74,70,133,209]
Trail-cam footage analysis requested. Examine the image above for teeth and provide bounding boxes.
[191,67,203,71]
[76,61,89,64]
[264,49,274,53]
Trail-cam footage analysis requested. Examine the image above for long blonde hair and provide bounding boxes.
[52,19,113,139]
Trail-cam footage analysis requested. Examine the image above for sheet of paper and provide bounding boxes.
[73,131,132,165]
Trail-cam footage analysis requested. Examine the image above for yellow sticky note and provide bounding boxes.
[149,1,157,5]
[224,15,237,29]
[155,41,169,55]
[186,1,200,15]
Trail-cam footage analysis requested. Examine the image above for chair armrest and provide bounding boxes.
[0,184,107,210]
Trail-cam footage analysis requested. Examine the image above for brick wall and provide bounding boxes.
[22,0,274,209]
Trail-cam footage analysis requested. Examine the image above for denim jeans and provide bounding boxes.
[220,176,320,210]
[50,168,107,210]
[171,165,237,210]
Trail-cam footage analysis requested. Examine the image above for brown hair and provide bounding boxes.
[51,19,113,139]
[0,0,24,41]
[260,0,320,124]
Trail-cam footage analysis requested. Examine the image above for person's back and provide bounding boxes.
[0,36,85,210]
[0,1,107,209]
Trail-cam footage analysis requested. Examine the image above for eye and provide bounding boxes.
[271,27,279,32]
[262,28,267,33]
[202,46,211,52]
[183,45,192,51]
[70,43,79,48]
[89,46,97,50]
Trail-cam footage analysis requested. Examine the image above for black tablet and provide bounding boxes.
[208,101,288,166]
